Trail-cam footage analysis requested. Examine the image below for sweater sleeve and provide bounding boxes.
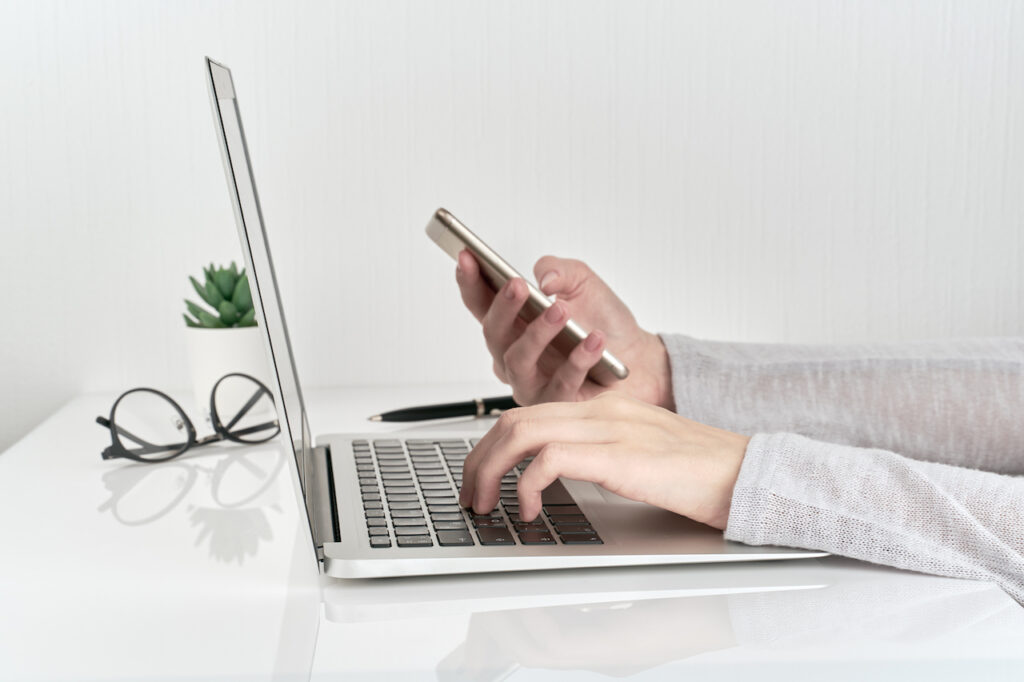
[726,433,1024,604]
[660,334,1024,475]
[660,333,1024,602]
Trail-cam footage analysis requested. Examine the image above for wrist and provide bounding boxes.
[704,433,748,530]
[640,332,674,410]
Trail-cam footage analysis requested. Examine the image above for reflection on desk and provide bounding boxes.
[97,445,287,564]
[317,558,1024,679]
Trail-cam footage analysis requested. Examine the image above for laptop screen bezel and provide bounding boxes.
[205,57,318,550]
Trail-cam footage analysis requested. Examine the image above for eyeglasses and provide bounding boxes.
[95,372,281,463]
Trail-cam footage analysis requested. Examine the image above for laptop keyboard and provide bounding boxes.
[353,438,602,549]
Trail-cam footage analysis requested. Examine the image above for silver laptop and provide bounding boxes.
[205,57,826,578]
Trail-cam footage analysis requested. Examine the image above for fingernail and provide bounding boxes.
[545,302,565,323]
[539,271,558,291]
[504,279,518,299]
[584,331,602,351]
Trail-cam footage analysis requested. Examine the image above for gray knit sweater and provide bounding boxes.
[661,334,1024,604]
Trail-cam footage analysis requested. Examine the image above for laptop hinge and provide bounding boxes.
[305,444,340,558]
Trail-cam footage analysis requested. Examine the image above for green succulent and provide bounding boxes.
[183,262,257,328]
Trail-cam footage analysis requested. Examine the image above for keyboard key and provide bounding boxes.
[396,535,434,547]
[514,522,548,533]
[518,530,556,545]
[433,521,468,531]
[390,509,424,518]
[386,494,419,502]
[431,512,464,521]
[473,517,508,528]
[423,491,457,501]
[395,526,430,536]
[508,513,541,524]
[558,526,596,535]
[561,532,602,544]
[366,518,387,527]
[418,475,449,483]
[543,504,582,516]
[388,501,421,510]
[365,509,385,518]
[368,527,390,536]
[361,493,381,502]
[419,482,452,491]
[363,501,383,510]
[427,504,460,513]
[360,485,379,494]
[436,530,474,546]
[369,536,392,548]
[393,517,428,527]
[384,486,416,495]
[477,527,515,545]
[549,514,588,525]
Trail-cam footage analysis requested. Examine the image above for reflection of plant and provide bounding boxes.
[190,506,273,565]
[184,262,256,328]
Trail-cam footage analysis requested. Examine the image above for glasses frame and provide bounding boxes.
[96,372,280,464]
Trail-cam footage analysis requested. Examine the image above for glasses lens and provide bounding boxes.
[111,390,190,461]
[212,374,280,443]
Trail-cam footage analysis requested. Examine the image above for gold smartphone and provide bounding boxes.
[426,208,629,386]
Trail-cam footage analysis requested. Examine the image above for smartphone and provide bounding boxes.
[426,208,629,386]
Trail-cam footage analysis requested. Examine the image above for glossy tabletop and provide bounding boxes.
[1,384,1022,681]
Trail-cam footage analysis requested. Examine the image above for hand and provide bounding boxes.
[455,251,673,409]
[458,392,750,531]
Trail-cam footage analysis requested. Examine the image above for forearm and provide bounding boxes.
[661,333,1024,473]
[726,433,1024,604]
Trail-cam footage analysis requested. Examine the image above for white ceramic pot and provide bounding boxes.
[184,326,273,425]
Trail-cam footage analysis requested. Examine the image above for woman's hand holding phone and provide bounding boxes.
[455,250,674,409]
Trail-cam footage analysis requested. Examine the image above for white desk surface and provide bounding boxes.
[1,384,1022,681]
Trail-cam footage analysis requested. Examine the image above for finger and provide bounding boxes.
[539,331,605,402]
[480,277,529,367]
[502,301,569,395]
[533,256,596,298]
[470,417,614,513]
[459,402,594,508]
[455,249,494,321]
[517,442,613,521]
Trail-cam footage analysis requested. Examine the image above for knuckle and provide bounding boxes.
[536,443,565,470]
[507,417,533,442]
[496,409,520,433]
[502,346,524,373]
[570,347,592,370]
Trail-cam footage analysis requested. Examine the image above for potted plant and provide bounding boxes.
[183,262,272,423]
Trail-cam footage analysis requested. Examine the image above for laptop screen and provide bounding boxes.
[205,59,314,510]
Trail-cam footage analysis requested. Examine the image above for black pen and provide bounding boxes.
[368,396,519,422]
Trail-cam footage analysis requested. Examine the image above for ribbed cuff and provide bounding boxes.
[658,333,713,418]
[724,432,792,547]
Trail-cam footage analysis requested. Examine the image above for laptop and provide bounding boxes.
[204,57,826,578]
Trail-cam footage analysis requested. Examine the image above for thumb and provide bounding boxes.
[532,255,595,297]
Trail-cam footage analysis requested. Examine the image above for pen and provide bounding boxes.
[368,396,519,422]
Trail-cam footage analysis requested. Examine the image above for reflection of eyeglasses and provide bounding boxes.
[95,372,280,463]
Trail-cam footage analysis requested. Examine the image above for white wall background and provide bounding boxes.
[1,0,1021,452]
